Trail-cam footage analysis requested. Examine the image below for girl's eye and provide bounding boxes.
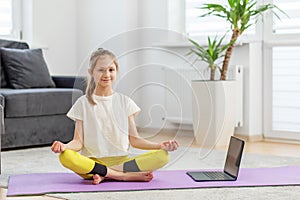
[109,69,115,72]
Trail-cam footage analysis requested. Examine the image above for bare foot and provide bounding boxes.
[106,168,154,182]
[92,174,105,185]
[123,171,154,182]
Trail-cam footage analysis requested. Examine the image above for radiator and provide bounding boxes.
[163,66,243,129]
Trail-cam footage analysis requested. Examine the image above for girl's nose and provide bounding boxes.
[103,69,110,76]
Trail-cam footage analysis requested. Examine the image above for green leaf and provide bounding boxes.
[187,33,232,72]
[190,0,286,80]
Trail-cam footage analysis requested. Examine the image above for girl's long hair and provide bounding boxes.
[86,48,118,105]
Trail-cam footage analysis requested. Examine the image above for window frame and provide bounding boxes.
[263,0,300,141]
[0,0,22,40]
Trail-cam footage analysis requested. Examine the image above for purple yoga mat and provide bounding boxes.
[7,166,300,196]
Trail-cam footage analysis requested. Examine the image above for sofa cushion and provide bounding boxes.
[0,39,29,88]
[0,88,83,118]
[0,48,55,89]
[3,115,74,149]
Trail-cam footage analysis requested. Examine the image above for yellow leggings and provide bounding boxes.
[59,149,169,179]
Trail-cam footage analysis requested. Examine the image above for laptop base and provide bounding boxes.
[186,171,236,182]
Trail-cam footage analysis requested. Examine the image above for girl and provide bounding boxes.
[51,48,179,184]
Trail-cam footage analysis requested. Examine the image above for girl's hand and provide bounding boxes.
[51,141,66,153]
[160,140,179,152]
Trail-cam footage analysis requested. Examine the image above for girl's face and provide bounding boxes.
[90,55,117,89]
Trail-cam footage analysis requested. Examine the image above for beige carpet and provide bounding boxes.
[1,146,300,200]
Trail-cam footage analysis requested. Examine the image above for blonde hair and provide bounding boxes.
[86,48,118,105]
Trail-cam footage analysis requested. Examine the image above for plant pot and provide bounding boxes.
[192,80,238,148]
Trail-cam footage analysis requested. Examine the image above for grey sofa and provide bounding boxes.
[0,39,86,150]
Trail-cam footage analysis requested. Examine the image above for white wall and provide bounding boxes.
[22,0,77,75]
[76,0,140,75]
[22,0,140,76]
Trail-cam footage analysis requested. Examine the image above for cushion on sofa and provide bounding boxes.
[3,115,74,149]
[0,39,29,88]
[0,48,55,89]
[0,88,83,118]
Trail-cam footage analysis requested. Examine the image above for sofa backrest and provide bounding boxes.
[0,39,29,88]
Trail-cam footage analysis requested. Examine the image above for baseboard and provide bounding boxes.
[137,127,194,136]
[234,133,264,142]
[137,128,296,144]
[263,137,300,145]
[138,128,266,141]
[234,133,300,145]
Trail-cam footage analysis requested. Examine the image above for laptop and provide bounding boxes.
[186,136,245,182]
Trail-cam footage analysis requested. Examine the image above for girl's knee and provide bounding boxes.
[59,149,77,168]
[134,149,170,171]
[59,150,96,175]
[156,149,170,166]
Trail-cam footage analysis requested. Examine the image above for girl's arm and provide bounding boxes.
[51,119,84,153]
[128,115,178,151]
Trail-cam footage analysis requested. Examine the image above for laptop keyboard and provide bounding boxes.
[203,172,228,179]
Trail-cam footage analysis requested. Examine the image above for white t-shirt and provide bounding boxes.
[67,92,141,158]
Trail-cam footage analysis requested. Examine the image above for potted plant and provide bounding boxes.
[189,0,283,148]
[188,34,231,80]
[188,34,239,148]
[200,0,282,80]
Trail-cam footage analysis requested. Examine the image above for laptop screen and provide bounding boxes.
[223,136,245,178]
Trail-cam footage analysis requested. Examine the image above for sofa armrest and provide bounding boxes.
[0,94,4,108]
[51,76,87,93]
[0,102,2,173]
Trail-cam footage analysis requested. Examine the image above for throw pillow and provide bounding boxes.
[0,48,55,89]
[0,39,29,88]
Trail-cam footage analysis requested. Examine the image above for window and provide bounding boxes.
[185,0,228,37]
[0,0,13,35]
[185,0,255,38]
[0,0,21,39]
[272,47,300,132]
[263,1,300,140]
[273,0,300,34]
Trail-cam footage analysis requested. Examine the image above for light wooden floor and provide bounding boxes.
[1,130,300,199]
[139,130,300,158]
